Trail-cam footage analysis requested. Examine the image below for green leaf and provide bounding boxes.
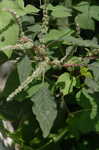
[89,61,99,82]
[28,24,41,32]
[68,111,96,136]
[73,2,99,30]
[3,49,13,58]
[21,15,35,25]
[31,83,57,137]
[17,0,24,9]
[51,5,71,18]
[48,4,71,18]
[47,4,55,10]
[25,5,39,14]
[76,88,98,119]
[85,78,99,92]
[64,0,72,8]
[73,1,89,13]
[95,121,99,132]
[63,36,99,49]
[0,0,17,10]
[0,11,19,48]
[67,56,82,64]
[80,67,92,78]
[56,72,76,96]
[44,28,73,42]
[0,0,39,16]
[27,83,44,98]
[2,69,20,97]
[90,6,99,21]
[17,56,32,83]
[68,90,99,136]
[75,13,95,30]
[0,0,24,16]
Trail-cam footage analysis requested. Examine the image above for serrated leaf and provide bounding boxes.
[31,84,57,137]
[17,56,32,83]
[56,72,76,96]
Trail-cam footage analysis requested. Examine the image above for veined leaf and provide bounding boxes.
[31,83,57,138]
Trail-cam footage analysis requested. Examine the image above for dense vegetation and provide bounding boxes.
[0,0,99,149]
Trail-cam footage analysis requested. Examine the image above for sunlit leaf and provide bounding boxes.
[0,11,19,48]
[56,72,76,96]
